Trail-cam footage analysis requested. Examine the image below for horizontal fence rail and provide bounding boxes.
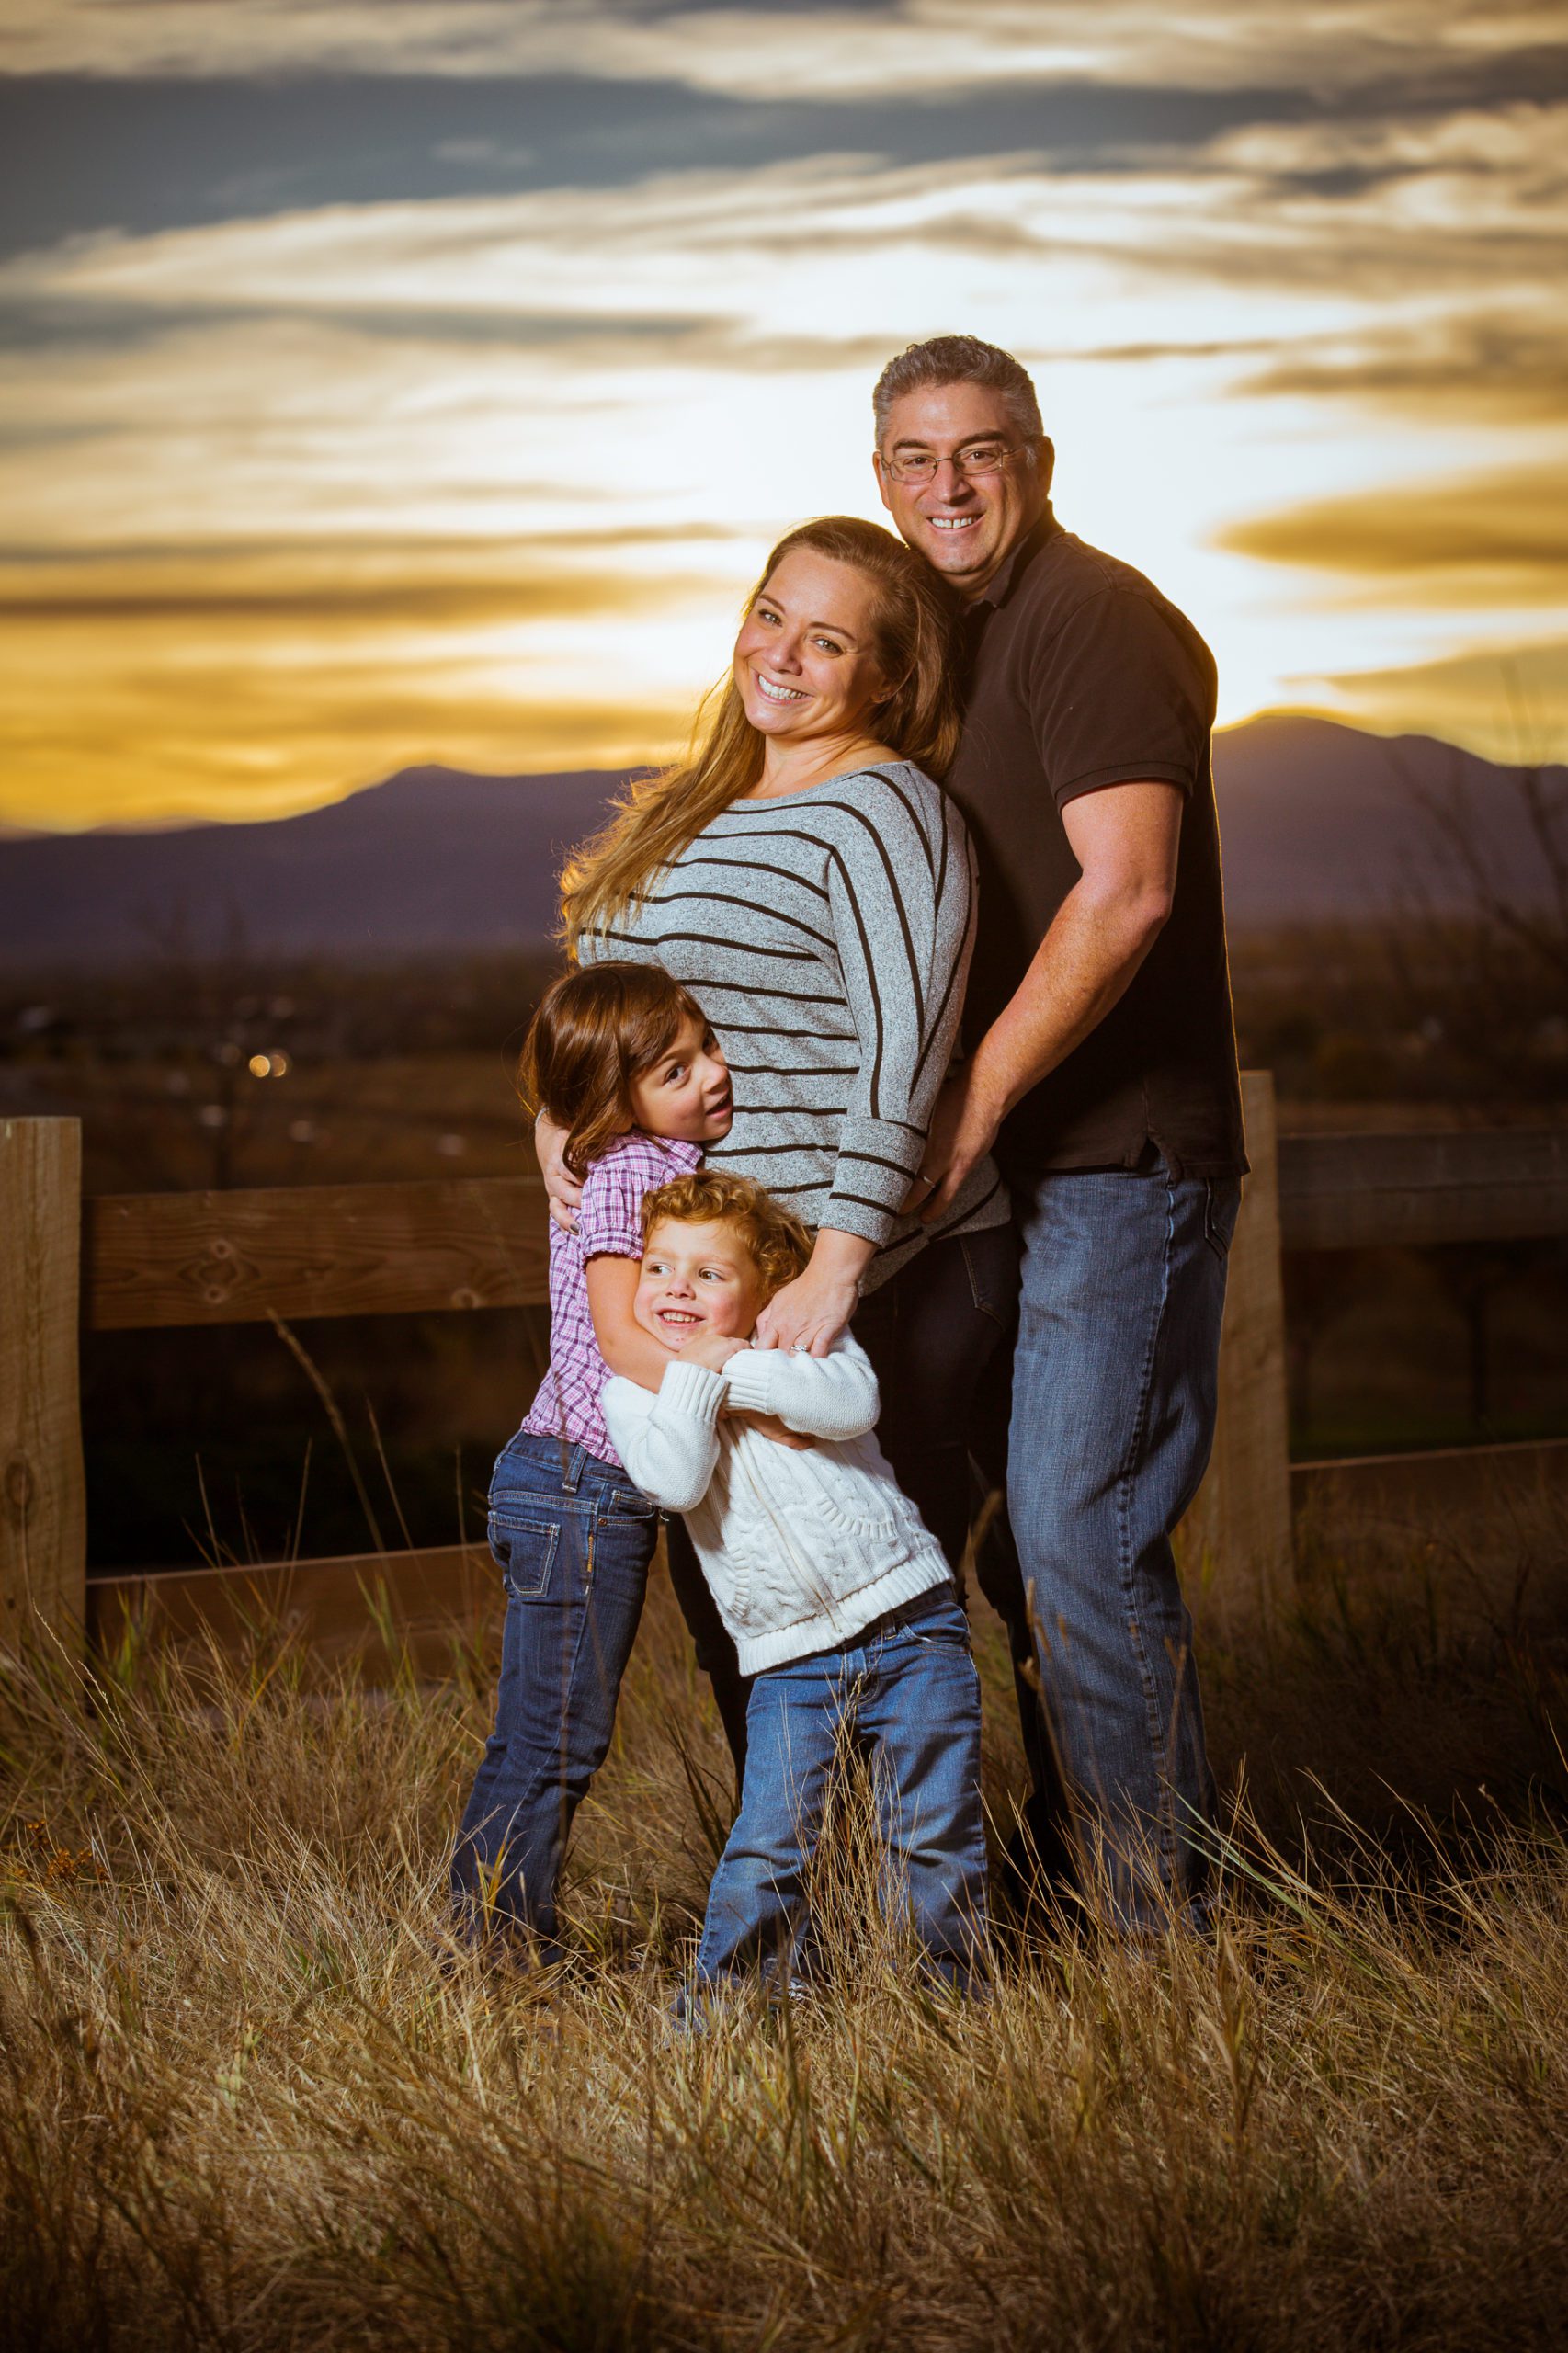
[84,1175,548,1330]
[75,1128,1568,1335]
[1277,1129,1568,1253]
[8,1090,1568,1661]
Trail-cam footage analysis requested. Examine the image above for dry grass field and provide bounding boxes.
[2,1516,1566,2352]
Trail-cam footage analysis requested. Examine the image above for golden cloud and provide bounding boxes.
[4,0,1564,99]
[1215,461,1568,606]
[1300,632,1568,766]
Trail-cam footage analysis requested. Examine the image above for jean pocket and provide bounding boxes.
[1203,1177,1242,1263]
[960,1227,1020,1329]
[488,1510,560,1598]
[602,1483,658,1523]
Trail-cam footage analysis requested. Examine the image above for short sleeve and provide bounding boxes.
[577,1148,653,1262]
[1029,587,1216,809]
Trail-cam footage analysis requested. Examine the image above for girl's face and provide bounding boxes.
[732,547,892,747]
[627,1011,733,1143]
[634,1217,767,1350]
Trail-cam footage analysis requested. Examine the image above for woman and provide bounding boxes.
[541,514,1017,1767]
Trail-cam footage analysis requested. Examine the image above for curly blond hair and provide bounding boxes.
[639,1169,812,1303]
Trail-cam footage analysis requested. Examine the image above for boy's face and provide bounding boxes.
[627,1013,733,1144]
[634,1217,767,1351]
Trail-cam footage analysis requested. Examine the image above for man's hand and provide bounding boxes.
[903,1067,1002,1224]
[535,1111,582,1235]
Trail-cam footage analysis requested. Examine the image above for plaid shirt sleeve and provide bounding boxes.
[577,1142,658,1261]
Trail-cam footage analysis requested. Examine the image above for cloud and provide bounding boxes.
[3,14,1566,822]
[1216,460,1568,607]
[1297,632,1568,764]
[1239,308,1568,424]
[3,0,1565,104]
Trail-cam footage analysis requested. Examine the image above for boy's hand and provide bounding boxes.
[676,1330,746,1376]
[535,1111,583,1234]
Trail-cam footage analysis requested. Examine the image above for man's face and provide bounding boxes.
[874,380,1049,601]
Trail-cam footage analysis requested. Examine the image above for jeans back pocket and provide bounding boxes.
[487,1510,560,1598]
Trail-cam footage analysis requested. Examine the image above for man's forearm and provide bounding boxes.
[970,877,1169,1122]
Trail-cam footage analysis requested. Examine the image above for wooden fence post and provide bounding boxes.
[1,1119,85,1650]
[1178,1070,1294,1631]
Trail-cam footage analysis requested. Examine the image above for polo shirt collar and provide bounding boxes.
[977,501,1060,610]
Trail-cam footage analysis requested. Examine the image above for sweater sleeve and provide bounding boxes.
[722,1333,881,1439]
[820,779,978,1245]
[600,1359,725,1511]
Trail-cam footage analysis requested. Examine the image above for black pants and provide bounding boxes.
[665,1222,1021,1781]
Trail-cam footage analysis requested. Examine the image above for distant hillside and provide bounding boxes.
[4,720,1560,970]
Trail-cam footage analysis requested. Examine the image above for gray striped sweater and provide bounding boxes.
[578,760,1008,1290]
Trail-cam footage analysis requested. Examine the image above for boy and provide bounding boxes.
[601,1169,988,1996]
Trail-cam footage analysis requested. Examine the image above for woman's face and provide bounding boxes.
[732,547,892,746]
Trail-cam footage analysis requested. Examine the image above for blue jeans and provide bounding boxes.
[450,1432,660,1949]
[694,1590,989,1993]
[665,1224,1020,1781]
[979,1158,1239,1933]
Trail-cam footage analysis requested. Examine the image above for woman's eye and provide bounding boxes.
[813,637,844,655]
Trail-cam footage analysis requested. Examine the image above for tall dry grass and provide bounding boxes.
[2,1540,1565,2352]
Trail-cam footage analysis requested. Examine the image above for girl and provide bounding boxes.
[449,959,735,1951]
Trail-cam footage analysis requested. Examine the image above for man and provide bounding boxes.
[874,334,1246,1934]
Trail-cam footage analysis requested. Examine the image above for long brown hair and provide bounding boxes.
[519,961,710,1177]
[561,515,960,949]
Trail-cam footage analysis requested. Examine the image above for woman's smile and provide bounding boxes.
[733,545,891,751]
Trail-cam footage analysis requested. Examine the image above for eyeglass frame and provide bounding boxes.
[875,435,1043,487]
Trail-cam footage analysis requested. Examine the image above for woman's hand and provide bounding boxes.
[753,1229,875,1358]
[535,1111,583,1234]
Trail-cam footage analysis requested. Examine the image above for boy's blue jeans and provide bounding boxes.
[694,1588,989,1994]
[450,1431,659,1949]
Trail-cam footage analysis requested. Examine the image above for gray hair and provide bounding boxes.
[872,335,1044,447]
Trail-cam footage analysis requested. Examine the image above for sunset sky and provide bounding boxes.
[1,0,1564,831]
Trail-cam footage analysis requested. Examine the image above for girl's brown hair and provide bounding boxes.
[561,515,960,948]
[520,961,710,1178]
[640,1169,812,1306]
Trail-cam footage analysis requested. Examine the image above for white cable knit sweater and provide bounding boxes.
[600,1336,952,1677]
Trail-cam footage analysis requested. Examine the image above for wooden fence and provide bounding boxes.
[6,1074,1568,1659]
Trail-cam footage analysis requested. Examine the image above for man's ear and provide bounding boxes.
[872,452,895,517]
[1038,438,1057,499]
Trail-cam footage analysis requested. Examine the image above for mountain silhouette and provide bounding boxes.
[4,719,1559,970]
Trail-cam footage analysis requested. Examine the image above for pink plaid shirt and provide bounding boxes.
[519,1131,702,1468]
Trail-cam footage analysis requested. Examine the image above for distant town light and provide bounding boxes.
[197,1105,227,1128]
[247,1053,270,1077]
[437,1133,467,1157]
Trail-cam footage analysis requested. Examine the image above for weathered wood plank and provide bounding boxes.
[1179,1072,1295,1628]
[84,1175,550,1330]
[1278,1128,1568,1251]
[87,1540,497,1676]
[1,1119,86,1645]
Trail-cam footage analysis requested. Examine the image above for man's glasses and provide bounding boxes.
[880,439,1032,486]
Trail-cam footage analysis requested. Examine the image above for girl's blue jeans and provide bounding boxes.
[450,1431,659,1949]
[694,1588,990,1994]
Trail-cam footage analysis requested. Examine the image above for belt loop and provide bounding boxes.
[561,1445,584,1495]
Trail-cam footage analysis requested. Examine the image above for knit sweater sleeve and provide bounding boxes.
[600,1360,725,1511]
[820,778,978,1245]
[721,1334,881,1439]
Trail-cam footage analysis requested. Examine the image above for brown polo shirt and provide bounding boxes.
[944,505,1247,1183]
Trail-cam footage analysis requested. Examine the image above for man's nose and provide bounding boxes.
[928,455,975,496]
